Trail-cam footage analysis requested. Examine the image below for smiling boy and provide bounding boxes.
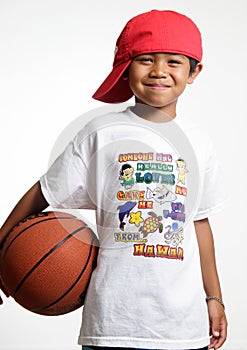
[127,53,202,118]
[0,9,227,350]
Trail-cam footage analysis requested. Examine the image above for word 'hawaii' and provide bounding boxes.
[133,244,184,260]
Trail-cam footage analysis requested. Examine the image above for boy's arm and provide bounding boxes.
[194,218,227,350]
[0,181,49,304]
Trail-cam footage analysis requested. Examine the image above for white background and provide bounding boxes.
[0,0,246,349]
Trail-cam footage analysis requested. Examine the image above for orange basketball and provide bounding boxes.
[0,211,99,316]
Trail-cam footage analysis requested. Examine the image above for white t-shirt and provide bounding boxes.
[40,107,227,350]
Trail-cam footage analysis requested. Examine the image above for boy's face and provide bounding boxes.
[127,53,202,118]
[122,167,133,180]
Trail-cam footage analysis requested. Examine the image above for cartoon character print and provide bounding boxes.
[139,211,163,237]
[119,164,135,189]
[164,222,184,247]
[117,201,136,230]
[176,158,188,185]
[129,211,144,227]
[146,185,177,205]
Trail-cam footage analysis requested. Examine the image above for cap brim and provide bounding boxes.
[92,61,133,103]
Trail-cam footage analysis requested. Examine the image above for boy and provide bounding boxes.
[0,9,227,350]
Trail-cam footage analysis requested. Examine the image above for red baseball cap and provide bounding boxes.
[92,10,203,103]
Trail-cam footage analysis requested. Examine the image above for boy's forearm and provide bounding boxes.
[194,218,222,298]
[0,181,49,247]
[195,218,227,349]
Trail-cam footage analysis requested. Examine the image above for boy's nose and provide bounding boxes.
[149,63,168,78]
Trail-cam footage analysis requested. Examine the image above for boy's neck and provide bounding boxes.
[131,103,176,123]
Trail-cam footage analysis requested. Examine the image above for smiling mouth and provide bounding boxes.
[145,84,171,90]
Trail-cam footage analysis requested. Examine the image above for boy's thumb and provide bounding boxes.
[212,319,220,338]
[213,330,220,337]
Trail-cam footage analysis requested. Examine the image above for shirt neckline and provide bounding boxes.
[126,106,181,127]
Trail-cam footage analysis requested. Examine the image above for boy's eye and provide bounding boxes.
[168,60,181,65]
[136,56,153,63]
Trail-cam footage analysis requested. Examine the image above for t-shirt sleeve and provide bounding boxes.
[193,139,228,221]
[40,131,96,210]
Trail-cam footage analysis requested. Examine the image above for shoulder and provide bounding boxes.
[77,108,129,137]
[73,108,130,146]
[178,117,214,151]
[176,117,210,144]
[175,117,217,172]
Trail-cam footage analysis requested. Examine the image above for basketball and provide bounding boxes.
[0,211,99,316]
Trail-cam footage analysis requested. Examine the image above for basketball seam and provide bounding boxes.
[13,225,88,298]
[31,237,96,314]
[1,216,83,260]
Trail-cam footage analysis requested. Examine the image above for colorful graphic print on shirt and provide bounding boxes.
[115,152,188,260]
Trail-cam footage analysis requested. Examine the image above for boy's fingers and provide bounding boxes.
[0,275,9,298]
[209,317,227,349]
[215,320,227,349]
[208,337,216,349]
[211,333,226,349]
[209,331,220,349]
[211,317,221,338]
[0,260,9,302]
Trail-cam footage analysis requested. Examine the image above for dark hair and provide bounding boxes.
[120,164,132,176]
[188,57,199,76]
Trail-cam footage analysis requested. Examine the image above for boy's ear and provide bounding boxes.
[187,62,203,84]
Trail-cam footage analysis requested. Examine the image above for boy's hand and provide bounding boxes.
[0,181,49,306]
[207,300,227,349]
[0,274,9,305]
[0,249,10,305]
